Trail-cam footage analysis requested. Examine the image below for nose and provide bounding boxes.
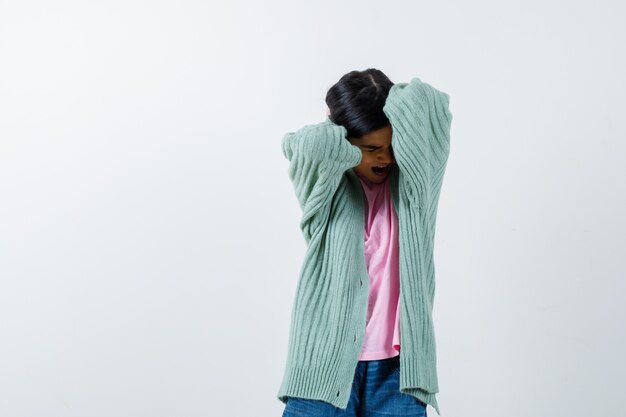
[378,150,395,165]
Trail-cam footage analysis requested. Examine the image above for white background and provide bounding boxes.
[1,1,624,416]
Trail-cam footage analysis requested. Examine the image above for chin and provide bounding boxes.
[366,174,387,183]
[355,169,388,184]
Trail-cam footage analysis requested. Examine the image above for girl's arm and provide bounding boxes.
[383,77,453,210]
[282,118,362,242]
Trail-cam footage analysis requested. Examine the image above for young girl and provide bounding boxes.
[277,69,453,417]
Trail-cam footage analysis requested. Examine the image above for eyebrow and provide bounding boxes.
[361,144,392,150]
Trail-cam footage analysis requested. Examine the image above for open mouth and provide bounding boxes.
[371,165,389,176]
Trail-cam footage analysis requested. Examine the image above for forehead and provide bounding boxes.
[360,125,393,145]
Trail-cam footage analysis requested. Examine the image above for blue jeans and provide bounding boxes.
[281,355,427,417]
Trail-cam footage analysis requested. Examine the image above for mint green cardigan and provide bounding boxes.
[277,77,453,415]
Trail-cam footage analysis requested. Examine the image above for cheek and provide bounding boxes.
[358,157,372,171]
[354,160,370,176]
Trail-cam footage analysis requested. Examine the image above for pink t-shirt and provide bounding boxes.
[356,172,401,361]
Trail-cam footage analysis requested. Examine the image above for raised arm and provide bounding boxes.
[282,117,363,242]
[382,78,453,210]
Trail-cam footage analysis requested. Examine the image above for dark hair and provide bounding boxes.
[325,68,394,140]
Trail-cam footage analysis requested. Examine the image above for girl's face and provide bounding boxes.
[348,125,395,184]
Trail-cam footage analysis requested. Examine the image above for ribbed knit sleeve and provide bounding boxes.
[382,78,453,209]
[282,117,363,242]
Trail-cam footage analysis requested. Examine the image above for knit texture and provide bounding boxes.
[278,77,452,415]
